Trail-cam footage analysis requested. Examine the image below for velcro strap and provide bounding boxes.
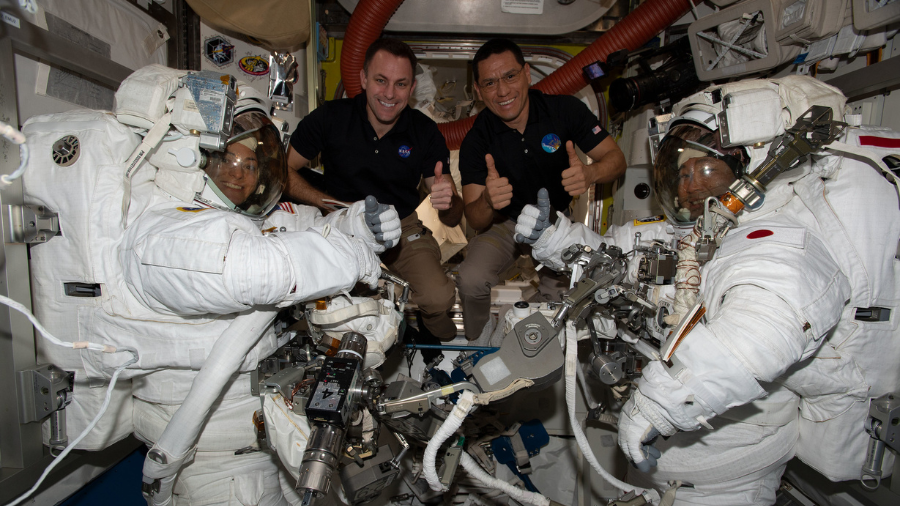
[142,444,197,480]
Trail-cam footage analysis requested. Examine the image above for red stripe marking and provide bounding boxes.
[747,229,773,239]
[859,136,900,148]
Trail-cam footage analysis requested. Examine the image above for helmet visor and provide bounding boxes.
[204,111,286,216]
[653,123,747,226]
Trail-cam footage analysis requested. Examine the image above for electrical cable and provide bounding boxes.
[0,294,138,506]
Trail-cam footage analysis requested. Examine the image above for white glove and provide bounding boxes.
[364,196,401,250]
[328,197,401,254]
[617,396,664,473]
[349,235,382,289]
[515,188,553,244]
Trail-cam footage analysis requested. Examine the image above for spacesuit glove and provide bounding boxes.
[330,197,400,254]
[618,395,666,473]
[515,188,553,244]
[364,196,401,251]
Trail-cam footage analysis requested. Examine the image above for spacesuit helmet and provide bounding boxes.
[653,109,749,226]
[202,85,287,217]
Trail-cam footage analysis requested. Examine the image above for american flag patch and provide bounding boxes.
[277,202,297,213]
[592,125,601,135]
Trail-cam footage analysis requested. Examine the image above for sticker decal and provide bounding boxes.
[541,133,561,153]
[398,145,412,158]
[239,55,270,76]
[747,229,774,239]
[204,36,235,67]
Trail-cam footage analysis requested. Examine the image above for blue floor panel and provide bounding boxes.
[60,447,147,506]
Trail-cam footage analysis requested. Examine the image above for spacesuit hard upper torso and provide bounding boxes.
[532,125,900,487]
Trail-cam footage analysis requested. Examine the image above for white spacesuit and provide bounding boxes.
[516,76,900,505]
[25,65,401,506]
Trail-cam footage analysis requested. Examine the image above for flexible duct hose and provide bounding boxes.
[440,0,699,150]
[422,389,476,491]
[460,452,553,506]
[142,309,278,505]
[564,322,657,501]
[341,0,406,99]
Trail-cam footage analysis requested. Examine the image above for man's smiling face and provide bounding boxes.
[360,49,416,131]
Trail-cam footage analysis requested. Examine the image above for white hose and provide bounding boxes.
[0,121,28,187]
[0,295,138,506]
[459,452,551,506]
[423,389,476,491]
[564,321,650,496]
[143,308,278,505]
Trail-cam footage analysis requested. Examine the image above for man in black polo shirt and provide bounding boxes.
[286,38,463,342]
[458,38,626,340]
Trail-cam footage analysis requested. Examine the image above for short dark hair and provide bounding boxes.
[472,38,526,83]
[363,38,417,76]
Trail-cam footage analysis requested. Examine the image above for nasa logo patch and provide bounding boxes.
[398,145,412,158]
[541,133,561,153]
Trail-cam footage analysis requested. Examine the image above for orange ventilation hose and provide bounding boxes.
[341,0,406,100]
[341,0,701,150]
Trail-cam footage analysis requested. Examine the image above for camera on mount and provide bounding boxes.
[608,37,700,113]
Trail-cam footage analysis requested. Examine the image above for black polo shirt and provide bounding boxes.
[289,93,450,219]
[459,90,609,220]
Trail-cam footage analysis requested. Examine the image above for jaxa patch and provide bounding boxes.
[634,214,665,225]
[176,206,209,213]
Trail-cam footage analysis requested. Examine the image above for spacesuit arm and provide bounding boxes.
[632,234,851,433]
[125,209,380,315]
[263,203,329,231]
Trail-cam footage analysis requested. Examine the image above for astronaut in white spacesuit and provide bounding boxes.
[125,98,402,505]
[25,65,402,506]
[515,75,900,505]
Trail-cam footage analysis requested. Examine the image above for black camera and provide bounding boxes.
[608,37,699,112]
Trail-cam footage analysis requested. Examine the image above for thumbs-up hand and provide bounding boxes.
[561,140,591,196]
[364,195,401,250]
[429,161,453,211]
[483,154,513,210]
[515,188,553,244]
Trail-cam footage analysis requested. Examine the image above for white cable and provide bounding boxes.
[459,452,551,506]
[0,294,138,506]
[0,121,25,144]
[688,0,701,21]
[423,390,476,492]
[0,120,29,187]
[563,322,649,496]
[0,295,114,353]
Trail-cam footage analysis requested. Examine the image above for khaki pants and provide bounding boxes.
[381,212,457,340]
[457,219,568,340]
